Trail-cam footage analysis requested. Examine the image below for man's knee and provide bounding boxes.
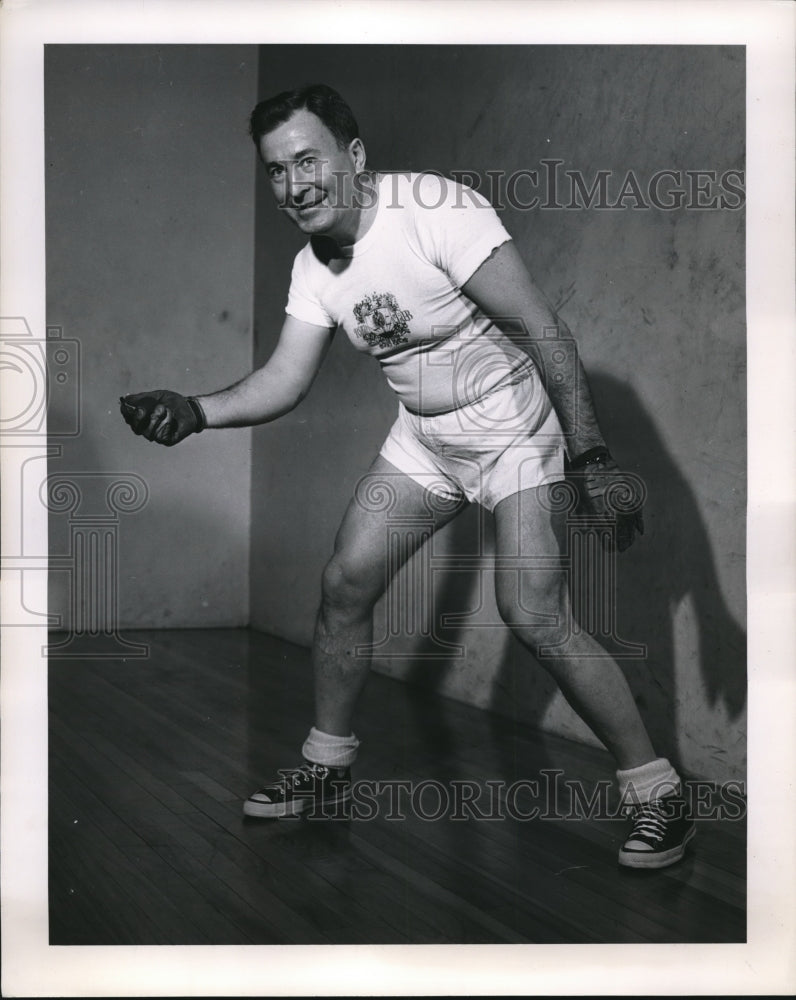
[321,552,384,618]
[495,572,569,649]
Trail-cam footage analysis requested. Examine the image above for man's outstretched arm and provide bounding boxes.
[120,315,334,445]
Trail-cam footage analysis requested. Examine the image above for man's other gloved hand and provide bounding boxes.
[569,447,645,552]
[119,390,206,446]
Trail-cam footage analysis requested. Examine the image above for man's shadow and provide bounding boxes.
[401,372,747,783]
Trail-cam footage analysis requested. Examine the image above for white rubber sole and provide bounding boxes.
[618,824,696,869]
[243,797,308,818]
[243,787,352,819]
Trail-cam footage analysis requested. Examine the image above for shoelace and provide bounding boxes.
[628,800,668,842]
[281,763,329,787]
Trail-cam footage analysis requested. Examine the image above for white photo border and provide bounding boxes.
[1,0,794,995]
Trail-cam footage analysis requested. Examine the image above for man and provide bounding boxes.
[120,84,693,869]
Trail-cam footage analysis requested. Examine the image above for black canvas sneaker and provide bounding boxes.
[243,761,351,818]
[618,794,695,869]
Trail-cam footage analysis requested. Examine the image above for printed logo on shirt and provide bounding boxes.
[353,291,413,349]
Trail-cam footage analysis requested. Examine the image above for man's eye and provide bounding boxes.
[300,157,317,169]
[269,166,285,179]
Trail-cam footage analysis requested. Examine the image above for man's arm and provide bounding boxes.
[197,315,334,427]
[462,240,643,550]
[120,315,333,445]
[461,240,603,458]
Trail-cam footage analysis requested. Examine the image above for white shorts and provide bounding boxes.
[379,374,566,512]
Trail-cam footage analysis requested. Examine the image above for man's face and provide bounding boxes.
[260,108,365,241]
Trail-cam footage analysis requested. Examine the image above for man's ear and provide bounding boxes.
[349,137,366,172]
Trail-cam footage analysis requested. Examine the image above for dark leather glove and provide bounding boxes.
[119,390,206,446]
[569,447,645,552]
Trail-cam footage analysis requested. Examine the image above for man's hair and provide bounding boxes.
[248,84,360,153]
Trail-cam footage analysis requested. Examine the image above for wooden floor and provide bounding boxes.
[49,628,745,945]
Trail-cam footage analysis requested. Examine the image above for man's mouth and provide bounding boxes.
[292,196,326,213]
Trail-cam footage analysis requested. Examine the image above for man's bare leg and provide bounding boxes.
[245,455,461,816]
[492,484,695,867]
[312,455,463,736]
[492,484,655,770]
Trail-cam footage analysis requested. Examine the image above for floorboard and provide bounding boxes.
[49,627,746,945]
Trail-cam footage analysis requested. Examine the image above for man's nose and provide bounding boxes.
[286,165,313,203]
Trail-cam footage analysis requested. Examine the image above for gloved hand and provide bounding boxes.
[569,447,645,552]
[119,389,206,446]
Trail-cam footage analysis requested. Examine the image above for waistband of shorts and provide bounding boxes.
[401,364,536,418]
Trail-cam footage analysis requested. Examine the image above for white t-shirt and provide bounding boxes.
[285,171,537,416]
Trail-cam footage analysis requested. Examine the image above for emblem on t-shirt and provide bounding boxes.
[353,292,413,349]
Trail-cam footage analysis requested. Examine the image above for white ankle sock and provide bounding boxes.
[616,757,680,805]
[302,727,360,768]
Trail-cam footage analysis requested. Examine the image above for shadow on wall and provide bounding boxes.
[399,372,746,782]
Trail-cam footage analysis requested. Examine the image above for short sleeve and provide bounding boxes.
[285,247,335,328]
[411,173,512,288]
